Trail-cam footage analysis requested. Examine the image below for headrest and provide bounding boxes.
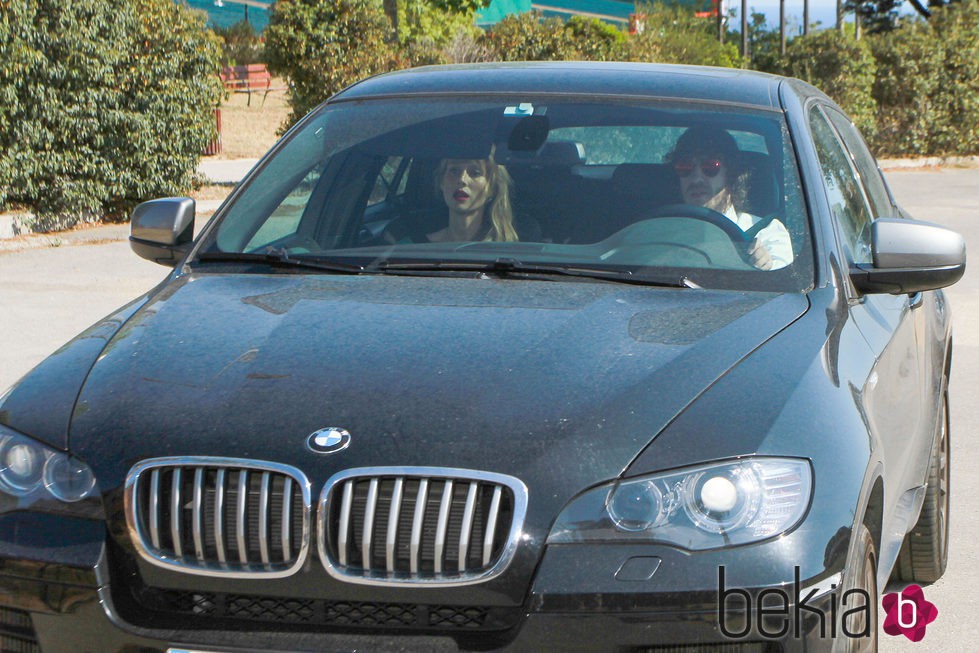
[496,140,585,167]
[537,141,586,166]
[612,163,676,188]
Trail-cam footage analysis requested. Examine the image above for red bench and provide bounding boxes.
[220,64,274,106]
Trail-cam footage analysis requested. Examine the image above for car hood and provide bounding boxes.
[70,273,808,507]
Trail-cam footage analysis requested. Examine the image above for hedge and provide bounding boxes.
[0,0,224,229]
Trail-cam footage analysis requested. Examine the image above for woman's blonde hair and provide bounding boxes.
[435,154,518,242]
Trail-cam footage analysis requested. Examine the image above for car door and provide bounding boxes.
[824,106,941,489]
[808,104,928,506]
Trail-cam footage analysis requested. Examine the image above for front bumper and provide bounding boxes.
[1,535,866,653]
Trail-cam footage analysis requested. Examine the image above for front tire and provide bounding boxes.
[893,390,950,583]
[840,524,878,652]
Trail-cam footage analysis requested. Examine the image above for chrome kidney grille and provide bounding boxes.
[125,460,526,586]
[124,457,312,578]
[318,467,528,586]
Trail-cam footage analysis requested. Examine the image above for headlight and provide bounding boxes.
[0,427,102,518]
[547,457,811,550]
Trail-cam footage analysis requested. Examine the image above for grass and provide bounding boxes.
[208,78,291,160]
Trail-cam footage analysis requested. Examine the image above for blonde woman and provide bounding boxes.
[427,156,519,242]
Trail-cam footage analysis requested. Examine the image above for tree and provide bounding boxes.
[264,0,402,130]
[0,0,224,227]
[213,19,265,66]
[628,3,741,67]
[925,0,979,152]
[383,0,492,42]
[397,0,484,65]
[850,0,964,24]
[843,0,903,32]
[868,22,943,153]
[480,12,628,62]
[782,30,878,138]
[480,11,574,61]
[745,11,787,72]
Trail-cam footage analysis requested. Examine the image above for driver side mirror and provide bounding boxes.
[129,198,196,267]
[850,218,966,294]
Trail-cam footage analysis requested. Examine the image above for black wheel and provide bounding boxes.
[839,524,879,652]
[893,390,950,583]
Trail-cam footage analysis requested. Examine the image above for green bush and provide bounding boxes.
[926,0,979,154]
[628,4,741,67]
[480,11,573,60]
[0,0,224,228]
[563,16,628,61]
[480,12,627,62]
[868,23,943,156]
[264,0,401,130]
[213,19,265,66]
[398,3,483,66]
[782,30,877,139]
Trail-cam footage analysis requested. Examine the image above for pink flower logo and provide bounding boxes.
[882,584,938,642]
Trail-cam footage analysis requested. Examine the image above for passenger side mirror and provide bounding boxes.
[129,198,196,267]
[850,218,966,294]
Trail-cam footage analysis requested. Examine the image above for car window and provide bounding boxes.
[200,98,814,292]
[244,164,322,252]
[823,108,893,219]
[367,156,410,207]
[809,106,874,264]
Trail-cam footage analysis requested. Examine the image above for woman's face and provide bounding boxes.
[675,154,731,212]
[440,160,492,216]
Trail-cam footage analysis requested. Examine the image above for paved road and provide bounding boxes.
[0,166,976,649]
[875,166,979,651]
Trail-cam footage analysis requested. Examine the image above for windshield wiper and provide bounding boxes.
[195,251,367,275]
[376,257,696,288]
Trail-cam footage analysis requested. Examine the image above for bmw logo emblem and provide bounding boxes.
[306,427,351,454]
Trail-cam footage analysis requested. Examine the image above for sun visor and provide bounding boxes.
[354,109,497,160]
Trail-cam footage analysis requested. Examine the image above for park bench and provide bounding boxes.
[220,64,274,106]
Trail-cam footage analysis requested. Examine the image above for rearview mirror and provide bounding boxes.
[129,198,195,267]
[850,218,966,294]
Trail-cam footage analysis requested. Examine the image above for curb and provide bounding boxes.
[879,155,979,170]
[0,199,226,251]
[0,213,33,240]
[0,157,256,242]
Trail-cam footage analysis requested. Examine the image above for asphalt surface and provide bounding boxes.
[0,164,976,650]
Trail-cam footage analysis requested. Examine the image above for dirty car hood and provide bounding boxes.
[69,273,808,499]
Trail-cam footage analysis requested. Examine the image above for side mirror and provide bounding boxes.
[850,218,966,294]
[129,198,195,266]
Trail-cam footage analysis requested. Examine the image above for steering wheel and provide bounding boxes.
[644,204,750,242]
[641,203,763,268]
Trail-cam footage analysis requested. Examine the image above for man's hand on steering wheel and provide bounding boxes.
[747,238,773,270]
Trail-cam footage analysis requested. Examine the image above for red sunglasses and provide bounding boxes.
[673,158,724,179]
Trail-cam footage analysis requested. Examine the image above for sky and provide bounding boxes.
[726,0,920,30]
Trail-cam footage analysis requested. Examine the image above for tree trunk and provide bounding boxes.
[383,0,399,43]
[780,0,786,55]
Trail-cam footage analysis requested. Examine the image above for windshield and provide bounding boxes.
[197,97,813,291]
